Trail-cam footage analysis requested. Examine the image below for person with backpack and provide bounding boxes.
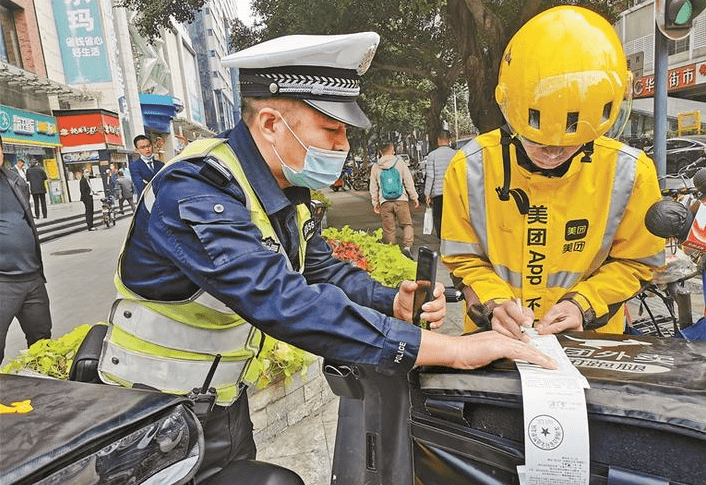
[370,140,419,259]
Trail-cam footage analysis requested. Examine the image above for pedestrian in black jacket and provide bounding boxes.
[77,170,96,231]
[0,135,52,364]
[26,161,48,219]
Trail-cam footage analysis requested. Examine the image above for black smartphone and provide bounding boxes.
[412,247,438,329]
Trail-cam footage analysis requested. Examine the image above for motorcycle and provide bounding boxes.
[330,162,353,192]
[101,191,117,228]
[1,327,304,485]
[324,291,706,485]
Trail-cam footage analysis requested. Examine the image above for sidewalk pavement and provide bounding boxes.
[37,197,104,224]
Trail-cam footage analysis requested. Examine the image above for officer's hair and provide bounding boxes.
[241,97,300,127]
[438,130,451,141]
[133,134,151,148]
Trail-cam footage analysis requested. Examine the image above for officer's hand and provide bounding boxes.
[425,195,431,205]
[490,300,534,343]
[394,281,446,329]
[536,301,583,334]
[416,330,557,370]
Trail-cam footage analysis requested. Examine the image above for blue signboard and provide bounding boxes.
[53,0,112,84]
[0,104,60,146]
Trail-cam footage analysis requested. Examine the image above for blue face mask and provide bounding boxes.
[273,117,348,189]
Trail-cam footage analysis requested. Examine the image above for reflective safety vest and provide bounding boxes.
[98,138,312,405]
[441,131,665,333]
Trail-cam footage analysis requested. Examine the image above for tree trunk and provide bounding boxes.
[447,0,545,133]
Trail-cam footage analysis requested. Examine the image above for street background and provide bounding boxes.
[1,189,465,368]
[2,188,703,485]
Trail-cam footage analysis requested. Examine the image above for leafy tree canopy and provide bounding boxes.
[118,0,207,42]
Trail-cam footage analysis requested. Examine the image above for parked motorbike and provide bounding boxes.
[322,287,706,484]
[331,162,353,192]
[101,191,117,228]
[1,327,304,485]
[325,331,706,485]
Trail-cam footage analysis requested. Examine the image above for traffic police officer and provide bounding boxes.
[98,32,555,484]
[441,7,665,339]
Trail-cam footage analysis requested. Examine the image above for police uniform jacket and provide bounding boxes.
[119,121,420,376]
[441,129,666,333]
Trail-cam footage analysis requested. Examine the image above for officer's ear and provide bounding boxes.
[254,107,282,145]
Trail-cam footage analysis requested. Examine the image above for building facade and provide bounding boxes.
[617,0,706,139]
[189,0,238,134]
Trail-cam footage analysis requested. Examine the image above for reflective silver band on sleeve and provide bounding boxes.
[462,140,489,255]
[586,148,638,276]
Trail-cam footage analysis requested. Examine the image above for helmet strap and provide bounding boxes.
[496,126,530,215]
[580,141,594,163]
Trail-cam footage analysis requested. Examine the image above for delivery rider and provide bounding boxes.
[441,6,665,339]
[97,32,556,484]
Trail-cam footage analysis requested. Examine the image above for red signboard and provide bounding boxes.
[56,110,123,148]
[633,63,697,98]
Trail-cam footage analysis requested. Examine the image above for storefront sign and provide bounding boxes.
[0,105,60,146]
[678,111,701,135]
[633,63,697,98]
[62,150,100,163]
[53,0,112,84]
[56,111,124,148]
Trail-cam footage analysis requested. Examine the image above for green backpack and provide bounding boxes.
[380,159,403,199]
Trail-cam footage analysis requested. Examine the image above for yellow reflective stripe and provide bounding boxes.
[112,299,250,353]
[110,325,256,360]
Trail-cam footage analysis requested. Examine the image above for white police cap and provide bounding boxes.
[222,32,380,129]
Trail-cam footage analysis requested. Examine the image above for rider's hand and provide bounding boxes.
[416,330,557,370]
[490,300,534,342]
[373,203,380,214]
[412,199,420,209]
[535,300,583,334]
[394,280,446,329]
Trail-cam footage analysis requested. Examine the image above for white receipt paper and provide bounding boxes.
[516,328,590,485]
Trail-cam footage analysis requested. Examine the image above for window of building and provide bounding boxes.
[207,29,214,36]
[668,36,689,55]
[209,50,216,57]
[0,4,23,68]
[212,71,219,78]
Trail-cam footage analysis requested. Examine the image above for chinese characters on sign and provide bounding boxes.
[56,111,124,148]
[0,105,60,146]
[633,63,697,98]
[53,0,112,84]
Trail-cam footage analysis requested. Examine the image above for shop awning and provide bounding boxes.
[173,117,215,140]
[0,61,98,101]
[140,94,179,133]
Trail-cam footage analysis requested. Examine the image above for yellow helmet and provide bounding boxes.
[495,6,631,146]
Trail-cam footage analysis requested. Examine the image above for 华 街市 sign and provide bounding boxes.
[56,110,123,148]
[53,0,112,84]
[0,105,60,147]
[633,63,697,98]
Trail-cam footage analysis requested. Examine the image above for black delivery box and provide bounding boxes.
[411,332,706,485]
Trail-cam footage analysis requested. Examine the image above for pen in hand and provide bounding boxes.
[516,298,527,334]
